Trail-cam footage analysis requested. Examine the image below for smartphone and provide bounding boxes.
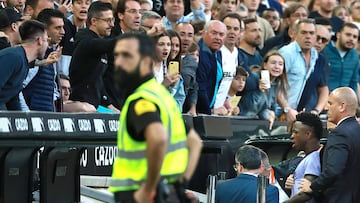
[260,70,271,89]
[168,61,179,75]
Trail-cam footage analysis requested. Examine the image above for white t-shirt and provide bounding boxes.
[154,62,166,84]
[292,150,321,203]
[214,46,238,108]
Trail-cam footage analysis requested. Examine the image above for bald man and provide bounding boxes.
[299,87,360,203]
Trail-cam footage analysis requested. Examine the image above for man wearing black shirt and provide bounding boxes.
[69,1,119,112]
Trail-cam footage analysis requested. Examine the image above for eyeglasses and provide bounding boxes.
[317,35,329,44]
[125,9,141,15]
[96,17,115,24]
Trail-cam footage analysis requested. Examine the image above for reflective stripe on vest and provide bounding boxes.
[117,88,186,160]
[109,78,188,192]
[117,141,187,159]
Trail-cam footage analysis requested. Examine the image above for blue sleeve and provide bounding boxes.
[0,53,21,90]
[187,2,205,22]
[266,185,279,203]
[171,78,186,112]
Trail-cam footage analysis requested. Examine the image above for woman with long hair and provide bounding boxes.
[239,51,289,129]
[152,31,186,111]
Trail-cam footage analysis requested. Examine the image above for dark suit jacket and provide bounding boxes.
[311,117,360,203]
[215,174,279,203]
[196,39,222,114]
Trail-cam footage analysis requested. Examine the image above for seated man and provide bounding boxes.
[215,145,279,203]
[59,74,96,112]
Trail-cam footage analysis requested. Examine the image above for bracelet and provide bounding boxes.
[143,189,156,203]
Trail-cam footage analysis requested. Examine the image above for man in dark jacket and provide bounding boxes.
[196,20,226,114]
[215,145,279,203]
[300,87,360,203]
[69,1,119,112]
[22,8,64,111]
[0,20,48,110]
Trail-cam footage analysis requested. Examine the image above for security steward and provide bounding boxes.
[109,33,203,203]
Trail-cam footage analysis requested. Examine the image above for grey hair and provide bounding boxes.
[141,10,161,26]
[139,0,153,9]
[203,20,226,32]
[235,145,262,170]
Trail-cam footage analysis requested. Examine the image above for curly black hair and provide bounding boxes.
[296,112,323,140]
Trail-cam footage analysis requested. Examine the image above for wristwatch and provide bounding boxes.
[284,106,290,113]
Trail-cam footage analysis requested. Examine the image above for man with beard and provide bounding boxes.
[0,20,48,110]
[238,18,263,67]
[324,22,359,92]
[309,0,343,34]
[22,8,64,111]
[196,20,227,114]
[284,112,322,203]
[213,13,244,115]
[109,33,202,203]
[279,19,319,122]
[69,1,120,112]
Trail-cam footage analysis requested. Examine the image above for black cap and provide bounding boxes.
[0,7,22,29]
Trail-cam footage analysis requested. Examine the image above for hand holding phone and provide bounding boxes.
[168,61,179,75]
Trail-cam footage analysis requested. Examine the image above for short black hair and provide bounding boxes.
[283,2,308,18]
[243,18,257,29]
[117,33,155,60]
[116,0,140,14]
[235,66,248,77]
[235,145,262,170]
[19,19,47,41]
[37,8,64,26]
[339,22,359,33]
[261,8,278,16]
[25,0,40,9]
[221,12,243,28]
[87,1,112,24]
[59,73,70,81]
[296,112,323,140]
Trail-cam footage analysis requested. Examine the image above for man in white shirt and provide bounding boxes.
[213,13,243,115]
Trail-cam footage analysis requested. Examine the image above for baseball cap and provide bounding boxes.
[0,7,22,29]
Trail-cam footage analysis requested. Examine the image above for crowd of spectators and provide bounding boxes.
[0,0,360,127]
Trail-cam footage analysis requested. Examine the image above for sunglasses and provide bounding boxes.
[317,35,329,44]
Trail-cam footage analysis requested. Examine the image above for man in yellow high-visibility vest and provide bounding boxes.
[109,33,202,203]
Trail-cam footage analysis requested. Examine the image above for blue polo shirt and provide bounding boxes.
[279,41,318,109]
